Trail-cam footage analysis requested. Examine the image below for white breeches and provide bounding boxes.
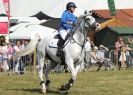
[59,29,69,40]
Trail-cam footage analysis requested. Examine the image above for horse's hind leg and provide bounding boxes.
[38,57,44,81]
[37,48,48,93]
[37,54,46,93]
[44,61,58,90]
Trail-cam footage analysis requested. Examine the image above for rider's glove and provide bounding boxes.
[67,21,73,25]
[73,22,77,26]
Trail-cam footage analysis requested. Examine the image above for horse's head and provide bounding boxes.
[81,11,100,31]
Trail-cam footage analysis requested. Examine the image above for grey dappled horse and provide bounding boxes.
[14,11,100,93]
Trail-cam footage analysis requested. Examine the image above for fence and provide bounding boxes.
[84,49,133,70]
[0,49,133,74]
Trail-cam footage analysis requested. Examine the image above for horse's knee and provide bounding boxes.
[96,68,100,71]
[38,66,43,72]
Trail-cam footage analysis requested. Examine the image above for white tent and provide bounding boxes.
[9,24,56,39]
[10,0,133,18]
[10,17,43,24]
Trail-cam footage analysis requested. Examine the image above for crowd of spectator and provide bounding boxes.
[83,36,133,71]
[114,37,133,70]
[0,40,31,74]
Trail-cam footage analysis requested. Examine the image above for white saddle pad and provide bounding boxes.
[49,39,59,48]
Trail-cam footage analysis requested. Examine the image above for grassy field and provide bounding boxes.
[0,69,133,95]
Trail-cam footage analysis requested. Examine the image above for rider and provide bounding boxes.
[57,2,77,56]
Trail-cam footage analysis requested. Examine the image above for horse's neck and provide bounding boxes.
[73,28,85,45]
[73,19,86,45]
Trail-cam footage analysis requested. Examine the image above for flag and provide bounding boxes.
[107,0,116,16]
[2,0,10,18]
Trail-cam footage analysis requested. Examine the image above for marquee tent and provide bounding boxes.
[9,24,56,39]
[10,17,47,25]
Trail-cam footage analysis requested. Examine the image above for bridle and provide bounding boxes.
[63,15,97,48]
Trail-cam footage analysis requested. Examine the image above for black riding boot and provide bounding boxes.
[56,39,65,57]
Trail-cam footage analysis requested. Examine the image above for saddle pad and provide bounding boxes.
[49,39,59,48]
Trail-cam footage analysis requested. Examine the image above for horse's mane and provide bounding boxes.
[77,15,84,25]
[77,11,92,24]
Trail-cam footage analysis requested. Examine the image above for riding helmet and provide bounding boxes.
[66,2,77,10]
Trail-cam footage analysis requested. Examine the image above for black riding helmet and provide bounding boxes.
[66,2,77,10]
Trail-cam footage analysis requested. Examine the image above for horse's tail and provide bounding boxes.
[13,33,40,60]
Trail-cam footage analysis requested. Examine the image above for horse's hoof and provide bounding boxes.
[96,69,100,72]
[59,90,68,94]
[41,89,46,93]
[46,86,50,91]
[41,83,46,93]
[58,88,68,93]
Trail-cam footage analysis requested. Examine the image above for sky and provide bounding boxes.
[1,0,133,18]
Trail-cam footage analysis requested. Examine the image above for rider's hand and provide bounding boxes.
[67,21,73,25]
[73,22,77,26]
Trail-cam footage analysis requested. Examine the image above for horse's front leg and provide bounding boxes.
[59,58,76,91]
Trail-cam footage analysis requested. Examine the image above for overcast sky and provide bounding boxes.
[1,0,133,17]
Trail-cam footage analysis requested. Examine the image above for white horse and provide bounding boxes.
[14,11,100,93]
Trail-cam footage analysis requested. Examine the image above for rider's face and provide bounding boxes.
[70,7,75,13]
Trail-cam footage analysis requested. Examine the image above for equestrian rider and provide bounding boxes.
[57,2,77,56]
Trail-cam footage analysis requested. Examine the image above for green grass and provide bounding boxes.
[0,69,133,95]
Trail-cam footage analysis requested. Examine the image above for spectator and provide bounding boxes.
[90,46,100,65]
[124,43,132,68]
[98,45,115,70]
[90,46,114,71]
[98,45,109,59]
[21,40,29,65]
[0,42,9,72]
[128,39,133,67]
[84,37,92,68]
[119,44,126,68]
[7,42,14,72]
[114,37,124,70]
[13,41,21,74]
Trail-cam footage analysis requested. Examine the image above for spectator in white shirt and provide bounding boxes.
[13,41,21,74]
[84,37,93,68]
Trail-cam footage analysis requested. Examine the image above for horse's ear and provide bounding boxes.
[89,11,93,16]
[84,10,87,15]
[84,10,92,17]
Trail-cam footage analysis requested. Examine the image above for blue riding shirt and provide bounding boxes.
[60,10,77,30]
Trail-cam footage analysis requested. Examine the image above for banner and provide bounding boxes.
[108,0,116,16]
[0,0,9,34]
[0,22,8,34]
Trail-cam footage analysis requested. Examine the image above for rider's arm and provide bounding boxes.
[61,11,72,24]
